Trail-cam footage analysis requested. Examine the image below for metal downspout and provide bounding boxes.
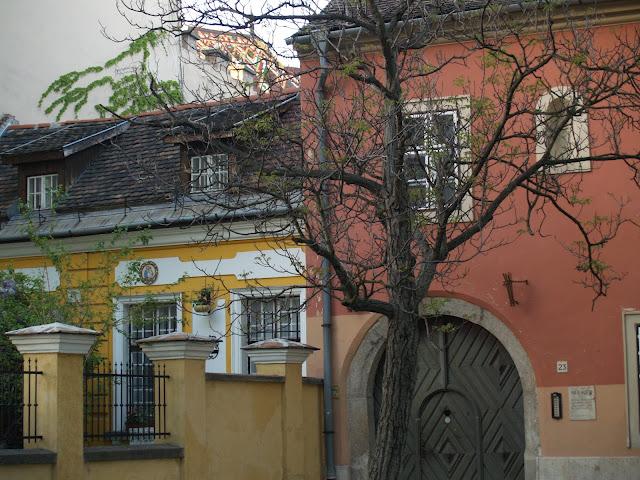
[314,32,337,480]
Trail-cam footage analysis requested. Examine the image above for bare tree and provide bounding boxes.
[50,0,640,478]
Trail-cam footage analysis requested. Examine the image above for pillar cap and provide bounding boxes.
[242,338,319,364]
[6,322,99,355]
[137,332,218,360]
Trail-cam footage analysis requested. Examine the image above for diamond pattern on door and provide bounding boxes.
[373,317,525,480]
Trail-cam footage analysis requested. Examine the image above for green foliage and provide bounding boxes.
[39,31,183,120]
[341,58,363,76]
[1,205,154,364]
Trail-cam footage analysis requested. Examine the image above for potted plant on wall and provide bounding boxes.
[192,287,213,314]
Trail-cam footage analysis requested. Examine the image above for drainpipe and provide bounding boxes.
[313,31,337,480]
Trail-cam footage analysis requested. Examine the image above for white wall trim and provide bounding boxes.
[115,248,304,286]
[0,221,292,259]
[622,309,640,449]
[112,293,184,365]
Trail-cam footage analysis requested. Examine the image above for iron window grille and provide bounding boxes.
[0,358,43,448]
[126,303,177,428]
[190,154,229,192]
[26,174,58,210]
[404,110,460,210]
[243,296,301,373]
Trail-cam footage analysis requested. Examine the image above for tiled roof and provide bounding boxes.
[303,0,526,32]
[0,162,17,220]
[0,93,300,229]
[0,120,122,158]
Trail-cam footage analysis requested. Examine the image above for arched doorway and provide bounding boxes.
[373,317,525,479]
[345,298,539,480]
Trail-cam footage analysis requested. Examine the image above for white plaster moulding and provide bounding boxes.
[138,341,216,361]
[9,333,98,355]
[245,348,315,365]
[0,220,293,259]
[115,248,305,287]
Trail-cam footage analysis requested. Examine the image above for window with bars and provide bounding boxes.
[242,296,301,373]
[404,111,460,209]
[125,303,177,423]
[26,174,59,210]
[190,154,229,192]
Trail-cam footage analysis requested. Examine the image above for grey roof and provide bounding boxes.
[0,94,300,235]
[0,120,124,158]
[0,194,296,243]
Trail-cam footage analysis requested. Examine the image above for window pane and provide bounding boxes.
[404,116,425,148]
[431,113,456,146]
[245,296,301,345]
[191,154,228,192]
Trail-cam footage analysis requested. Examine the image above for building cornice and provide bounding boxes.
[0,219,295,259]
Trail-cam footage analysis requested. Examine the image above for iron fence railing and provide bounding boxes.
[0,358,43,448]
[83,362,169,445]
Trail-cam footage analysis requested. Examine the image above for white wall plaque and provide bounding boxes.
[556,361,568,373]
[569,385,596,421]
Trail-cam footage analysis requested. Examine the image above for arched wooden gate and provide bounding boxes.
[373,317,525,480]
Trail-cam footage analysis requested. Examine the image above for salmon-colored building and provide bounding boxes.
[293,1,640,479]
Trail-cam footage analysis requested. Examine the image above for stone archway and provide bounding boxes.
[345,297,540,480]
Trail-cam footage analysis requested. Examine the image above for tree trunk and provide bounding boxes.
[368,310,420,480]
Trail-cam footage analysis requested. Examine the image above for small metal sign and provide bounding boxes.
[139,261,159,285]
[569,385,596,421]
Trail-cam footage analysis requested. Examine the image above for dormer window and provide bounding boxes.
[190,154,228,192]
[27,174,59,210]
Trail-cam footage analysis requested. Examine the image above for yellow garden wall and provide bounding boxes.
[84,458,181,480]
[0,326,325,480]
[0,463,53,479]
[201,376,324,480]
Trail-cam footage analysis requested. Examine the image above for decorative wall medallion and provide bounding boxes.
[139,261,159,285]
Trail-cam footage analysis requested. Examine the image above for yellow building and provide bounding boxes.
[0,94,305,376]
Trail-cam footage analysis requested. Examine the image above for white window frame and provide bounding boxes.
[404,109,461,211]
[26,173,58,210]
[112,294,183,367]
[623,310,640,448]
[536,87,591,174]
[404,96,473,221]
[230,288,307,375]
[190,154,228,192]
[112,294,182,436]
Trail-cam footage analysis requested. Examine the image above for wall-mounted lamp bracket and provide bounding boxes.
[502,272,529,307]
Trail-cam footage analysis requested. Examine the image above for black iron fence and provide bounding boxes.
[83,362,170,445]
[0,358,43,448]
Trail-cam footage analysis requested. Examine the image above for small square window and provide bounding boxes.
[26,174,59,210]
[190,154,228,192]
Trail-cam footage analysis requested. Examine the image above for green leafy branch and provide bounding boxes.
[39,31,183,120]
